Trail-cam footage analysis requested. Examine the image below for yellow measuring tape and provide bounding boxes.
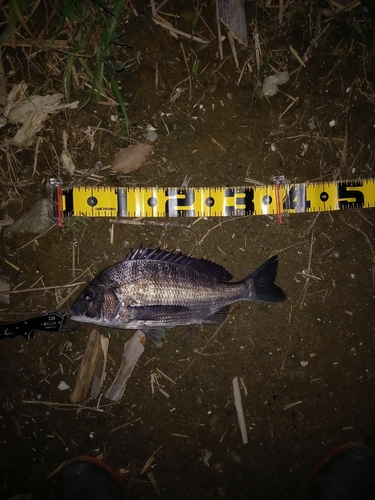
[47,178,375,226]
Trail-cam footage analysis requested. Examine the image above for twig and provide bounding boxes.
[215,0,223,60]
[150,0,157,17]
[283,400,303,410]
[228,32,239,69]
[192,217,242,251]
[342,218,375,263]
[279,0,284,24]
[209,135,226,151]
[176,359,196,380]
[12,224,57,252]
[141,446,163,475]
[153,17,209,44]
[279,96,299,120]
[232,376,248,444]
[254,23,261,73]
[280,346,290,372]
[155,368,176,385]
[110,417,142,433]
[109,219,192,229]
[147,472,161,498]
[196,317,229,354]
[23,400,107,412]
[56,284,82,309]
[180,43,193,97]
[281,134,344,142]
[298,228,315,309]
[289,45,306,67]
[8,282,85,294]
[155,62,159,90]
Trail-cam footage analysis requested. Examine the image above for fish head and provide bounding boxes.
[70,274,121,326]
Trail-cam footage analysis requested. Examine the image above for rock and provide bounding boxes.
[262,71,289,97]
[3,199,52,239]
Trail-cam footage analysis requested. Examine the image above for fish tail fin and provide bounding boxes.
[244,255,286,302]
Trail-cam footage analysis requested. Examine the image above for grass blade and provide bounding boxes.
[105,65,129,133]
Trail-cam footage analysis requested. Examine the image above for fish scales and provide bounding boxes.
[111,260,245,307]
[70,245,286,347]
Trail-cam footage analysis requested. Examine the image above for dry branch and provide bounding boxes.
[232,376,248,444]
[70,329,104,403]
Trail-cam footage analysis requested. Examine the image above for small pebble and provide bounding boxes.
[57,381,70,391]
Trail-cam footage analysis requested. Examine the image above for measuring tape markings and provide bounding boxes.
[55,179,375,220]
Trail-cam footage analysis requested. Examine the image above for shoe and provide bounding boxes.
[308,442,375,500]
[53,455,126,500]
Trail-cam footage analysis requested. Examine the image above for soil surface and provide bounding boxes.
[1,1,375,499]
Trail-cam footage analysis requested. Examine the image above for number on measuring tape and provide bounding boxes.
[283,184,311,213]
[337,182,365,209]
[165,189,196,217]
[53,178,375,221]
[224,188,254,216]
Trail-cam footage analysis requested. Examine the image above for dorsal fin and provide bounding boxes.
[125,245,233,282]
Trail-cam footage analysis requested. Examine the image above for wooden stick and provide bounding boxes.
[153,17,209,44]
[279,0,284,24]
[289,44,306,67]
[70,329,102,403]
[228,32,239,69]
[7,282,85,294]
[232,376,248,444]
[109,218,192,229]
[141,446,163,475]
[91,336,109,398]
[215,0,223,59]
[105,331,145,401]
[23,400,105,412]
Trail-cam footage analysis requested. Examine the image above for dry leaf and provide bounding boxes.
[1,82,79,147]
[111,143,153,174]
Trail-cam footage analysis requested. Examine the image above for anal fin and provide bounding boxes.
[204,305,231,325]
[141,327,166,348]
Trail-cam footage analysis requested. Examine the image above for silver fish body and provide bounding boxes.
[70,246,286,346]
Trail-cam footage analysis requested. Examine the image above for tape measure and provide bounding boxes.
[47,177,375,226]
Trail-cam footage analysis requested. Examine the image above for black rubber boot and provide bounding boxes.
[53,456,126,500]
[308,442,375,500]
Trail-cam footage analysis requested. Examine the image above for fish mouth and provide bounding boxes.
[70,313,86,322]
[70,313,99,324]
[69,302,80,315]
[69,300,97,319]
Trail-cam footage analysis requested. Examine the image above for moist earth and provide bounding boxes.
[0,1,375,499]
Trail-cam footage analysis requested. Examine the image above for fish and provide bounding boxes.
[70,246,286,347]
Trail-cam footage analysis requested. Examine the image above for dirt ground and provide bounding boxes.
[1,1,375,498]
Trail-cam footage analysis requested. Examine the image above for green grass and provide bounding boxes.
[1,0,131,133]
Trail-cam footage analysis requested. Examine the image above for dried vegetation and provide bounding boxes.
[0,0,375,498]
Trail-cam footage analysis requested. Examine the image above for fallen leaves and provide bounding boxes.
[0,82,79,148]
[111,143,153,174]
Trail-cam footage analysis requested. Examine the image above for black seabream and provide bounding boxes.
[70,246,286,347]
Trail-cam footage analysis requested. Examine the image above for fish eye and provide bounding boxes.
[84,292,93,302]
